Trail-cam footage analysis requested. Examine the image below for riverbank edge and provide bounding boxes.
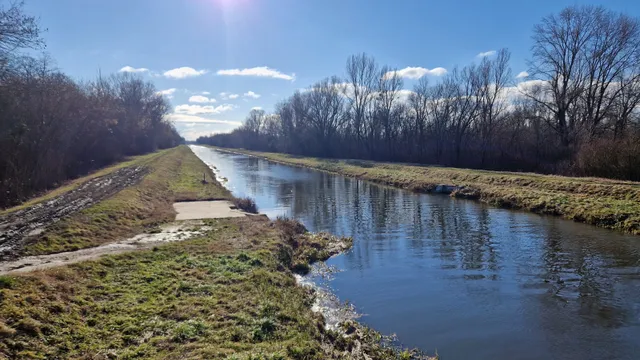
[0,146,433,359]
[207,146,640,235]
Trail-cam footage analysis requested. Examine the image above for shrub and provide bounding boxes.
[232,197,258,214]
[576,136,640,180]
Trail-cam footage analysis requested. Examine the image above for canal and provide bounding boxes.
[190,145,640,360]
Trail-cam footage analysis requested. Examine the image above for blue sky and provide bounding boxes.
[24,0,640,140]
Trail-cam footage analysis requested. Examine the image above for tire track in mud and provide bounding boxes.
[0,166,148,259]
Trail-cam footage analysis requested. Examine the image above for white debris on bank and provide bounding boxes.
[295,263,360,331]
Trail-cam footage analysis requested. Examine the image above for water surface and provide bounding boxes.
[190,145,640,360]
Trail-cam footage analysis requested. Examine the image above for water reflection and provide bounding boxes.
[190,146,640,360]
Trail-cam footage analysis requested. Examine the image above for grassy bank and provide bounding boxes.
[11,145,230,256]
[0,216,418,359]
[213,147,640,235]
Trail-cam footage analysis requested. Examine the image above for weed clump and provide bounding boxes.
[0,276,15,289]
[233,197,259,214]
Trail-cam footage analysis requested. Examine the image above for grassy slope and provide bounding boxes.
[0,218,317,359]
[0,217,408,359]
[21,145,231,256]
[214,148,640,235]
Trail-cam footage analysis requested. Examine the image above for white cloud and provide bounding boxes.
[383,66,447,80]
[157,88,177,98]
[477,50,497,58]
[188,95,217,103]
[251,106,262,110]
[167,114,243,140]
[166,113,242,125]
[516,71,530,79]
[243,91,261,99]
[217,66,295,81]
[220,92,240,100]
[163,67,208,79]
[119,66,149,73]
[201,91,211,95]
[174,104,235,115]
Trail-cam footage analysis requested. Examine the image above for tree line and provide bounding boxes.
[0,1,183,208]
[198,5,640,181]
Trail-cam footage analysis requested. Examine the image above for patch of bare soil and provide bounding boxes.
[0,166,148,258]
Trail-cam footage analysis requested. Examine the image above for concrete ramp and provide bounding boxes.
[173,200,249,220]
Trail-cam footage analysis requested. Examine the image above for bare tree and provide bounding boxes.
[306,76,346,155]
[344,53,378,153]
[578,9,640,138]
[526,5,599,147]
[0,0,43,78]
[477,48,512,166]
[408,77,430,159]
[375,66,404,158]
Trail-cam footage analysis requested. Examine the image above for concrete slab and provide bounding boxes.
[173,200,249,220]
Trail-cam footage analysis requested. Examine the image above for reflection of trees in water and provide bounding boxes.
[537,221,639,329]
[266,169,504,276]
[423,201,500,274]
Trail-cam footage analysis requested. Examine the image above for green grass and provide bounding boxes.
[0,217,412,360]
[21,146,232,256]
[214,148,640,235]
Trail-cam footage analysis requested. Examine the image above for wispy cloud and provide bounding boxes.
[516,71,530,79]
[383,66,447,80]
[477,50,497,58]
[251,106,262,111]
[217,66,295,81]
[201,91,210,95]
[156,88,177,98]
[220,92,240,100]
[164,67,208,79]
[174,104,235,115]
[243,91,261,99]
[119,66,149,73]
[188,95,217,103]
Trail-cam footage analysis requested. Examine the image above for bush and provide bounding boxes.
[575,136,640,180]
[232,197,258,214]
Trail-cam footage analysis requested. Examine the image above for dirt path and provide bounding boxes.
[0,166,148,258]
[0,221,210,274]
